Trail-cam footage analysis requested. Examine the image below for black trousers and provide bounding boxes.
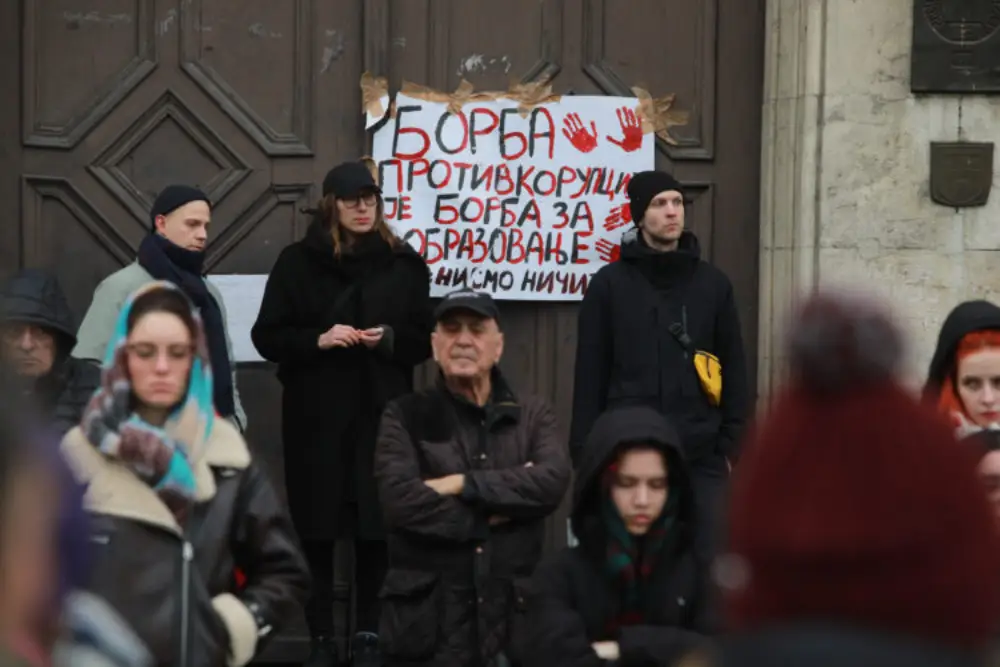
[690,466,730,562]
[303,539,388,638]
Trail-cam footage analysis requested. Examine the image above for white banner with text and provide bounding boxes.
[371,93,654,300]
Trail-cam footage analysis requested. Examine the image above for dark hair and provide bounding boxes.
[603,441,680,492]
[961,430,1000,461]
[126,286,198,341]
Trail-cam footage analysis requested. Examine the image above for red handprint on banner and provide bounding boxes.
[562,113,599,153]
[604,204,633,231]
[606,107,643,153]
[595,238,621,263]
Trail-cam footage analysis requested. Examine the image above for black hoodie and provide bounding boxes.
[0,269,100,436]
[923,300,1000,402]
[570,230,749,471]
[522,406,712,667]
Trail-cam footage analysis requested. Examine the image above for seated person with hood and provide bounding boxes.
[524,406,712,667]
[0,269,100,436]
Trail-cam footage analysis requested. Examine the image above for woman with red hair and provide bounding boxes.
[924,300,1000,436]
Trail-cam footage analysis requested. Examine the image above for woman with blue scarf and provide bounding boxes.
[60,282,310,667]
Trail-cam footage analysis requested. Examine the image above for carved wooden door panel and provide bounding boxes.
[5,0,375,475]
[1,2,377,660]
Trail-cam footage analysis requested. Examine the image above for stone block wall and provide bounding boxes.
[759,0,1000,393]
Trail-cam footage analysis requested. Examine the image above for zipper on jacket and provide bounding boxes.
[179,540,194,667]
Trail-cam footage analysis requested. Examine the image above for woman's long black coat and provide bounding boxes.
[251,222,433,541]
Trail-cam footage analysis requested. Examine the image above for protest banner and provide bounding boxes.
[371,92,655,300]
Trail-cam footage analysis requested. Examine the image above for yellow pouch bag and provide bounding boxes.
[668,316,724,407]
[693,350,723,407]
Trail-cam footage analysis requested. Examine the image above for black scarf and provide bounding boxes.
[137,234,235,418]
[625,234,698,292]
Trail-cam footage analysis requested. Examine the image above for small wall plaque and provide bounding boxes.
[930,142,994,207]
[912,0,1000,93]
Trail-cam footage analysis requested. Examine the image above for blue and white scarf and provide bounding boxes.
[80,281,214,520]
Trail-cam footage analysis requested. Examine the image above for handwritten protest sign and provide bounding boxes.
[371,94,654,300]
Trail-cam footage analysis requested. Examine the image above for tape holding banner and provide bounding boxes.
[362,75,687,140]
[506,78,562,118]
[401,79,501,115]
[396,77,562,118]
[360,71,390,129]
[631,86,690,145]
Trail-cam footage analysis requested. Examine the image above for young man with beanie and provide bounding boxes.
[73,185,246,430]
[721,290,1000,666]
[570,170,749,561]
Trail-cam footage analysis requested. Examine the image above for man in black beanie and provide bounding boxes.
[570,169,748,561]
[72,185,246,430]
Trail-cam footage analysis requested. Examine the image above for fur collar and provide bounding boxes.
[61,419,250,536]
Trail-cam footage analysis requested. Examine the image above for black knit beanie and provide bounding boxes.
[627,171,683,226]
[150,185,210,230]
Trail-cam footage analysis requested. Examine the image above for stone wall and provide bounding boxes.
[759,0,1000,393]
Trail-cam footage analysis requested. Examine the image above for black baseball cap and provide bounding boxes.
[434,288,500,323]
[322,161,381,198]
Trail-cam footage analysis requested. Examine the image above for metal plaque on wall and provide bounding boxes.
[930,142,994,207]
[912,0,1000,93]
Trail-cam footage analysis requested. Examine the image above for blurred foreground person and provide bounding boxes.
[0,395,63,666]
[0,270,100,436]
[525,406,711,667]
[61,282,310,667]
[721,291,1000,667]
[924,299,1000,437]
[374,289,571,667]
[960,430,1000,528]
[0,391,150,667]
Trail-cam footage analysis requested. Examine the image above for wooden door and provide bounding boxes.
[393,0,766,550]
[0,0,764,662]
[0,0,375,661]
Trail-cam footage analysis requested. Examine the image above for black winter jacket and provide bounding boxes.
[374,372,571,667]
[570,232,749,472]
[525,406,712,667]
[0,269,100,435]
[60,421,311,667]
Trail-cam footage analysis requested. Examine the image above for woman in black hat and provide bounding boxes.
[251,160,434,667]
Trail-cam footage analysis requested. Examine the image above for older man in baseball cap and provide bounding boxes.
[374,287,570,666]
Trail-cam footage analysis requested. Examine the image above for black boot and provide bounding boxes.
[304,635,339,667]
[351,631,381,667]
